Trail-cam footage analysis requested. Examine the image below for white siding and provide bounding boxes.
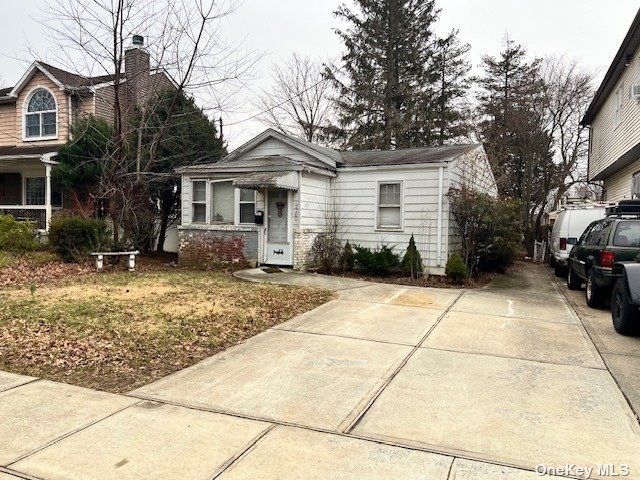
[603,157,640,200]
[235,137,327,169]
[448,146,498,196]
[446,146,498,261]
[299,172,331,228]
[590,53,640,180]
[181,176,192,225]
[334,166,448,274]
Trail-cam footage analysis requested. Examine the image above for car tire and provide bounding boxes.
[554,263,566,278]
[612,277,640,336]
[585,271,605,308]
[567,267,582,290]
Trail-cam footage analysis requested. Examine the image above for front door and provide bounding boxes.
[265,188,293,265]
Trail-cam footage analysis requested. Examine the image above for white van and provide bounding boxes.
[549,205,607,276]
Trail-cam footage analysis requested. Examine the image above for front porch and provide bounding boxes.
[0,151,60,230]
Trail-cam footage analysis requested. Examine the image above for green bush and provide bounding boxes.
[353,244,400,276]
[401,234,423,279]
[449,187,521,276]
[48,214,111,262]
[0,214,38,253]
[445,253,468,283]
[340,241,355,271]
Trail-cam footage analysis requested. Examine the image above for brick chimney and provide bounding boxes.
[124,35,150,110]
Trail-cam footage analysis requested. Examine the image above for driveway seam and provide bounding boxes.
[554,277,640,424]
[5,400,142,468]
[419,345,607,370]
[271,327,415,347]
[338,290,467,434]
[124,391,565,479]
[208,424,277,479]
[0,378,40,396]
[0,466,44,480]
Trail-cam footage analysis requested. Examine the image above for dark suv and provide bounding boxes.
[567,209,640,308]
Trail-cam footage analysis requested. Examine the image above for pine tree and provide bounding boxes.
[330,0,440,149]
[401,234,424,279]
[477,36,555,253]
[431,30,472,145]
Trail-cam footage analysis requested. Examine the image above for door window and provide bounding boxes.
[267,189,288,243]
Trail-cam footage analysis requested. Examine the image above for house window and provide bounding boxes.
[25,89,57,139]
[192,180,207,223]
[25,177,45,205]
[239,189,256,224]
[377,182,402,229]
[632,171,640,199]
[211,181,234,223]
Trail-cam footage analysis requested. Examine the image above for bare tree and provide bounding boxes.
[541,57,600,204]
[42,0,257,248]
[256,53,335,143]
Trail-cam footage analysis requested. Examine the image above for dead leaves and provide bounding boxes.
[0,270,333,393]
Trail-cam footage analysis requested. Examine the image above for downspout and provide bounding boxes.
[437,166,444,267]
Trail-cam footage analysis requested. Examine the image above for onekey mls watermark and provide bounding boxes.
[535,464,630,478]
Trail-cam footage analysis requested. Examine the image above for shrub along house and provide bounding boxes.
[0,35,175,232]
[178,129,497,275]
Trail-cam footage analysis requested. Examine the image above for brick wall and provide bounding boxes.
[179,226,259,268]
[293,228,324,271]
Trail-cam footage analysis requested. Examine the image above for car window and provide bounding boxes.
[584,221,602,244]
[587,219,613,246]
[578,222,598,244]
[613,221,640,247]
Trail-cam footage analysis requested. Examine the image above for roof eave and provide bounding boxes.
[581,7,640,125]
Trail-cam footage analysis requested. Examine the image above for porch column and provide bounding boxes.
[45,163,52,230]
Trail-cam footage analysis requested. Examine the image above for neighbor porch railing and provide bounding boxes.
[0,206,49,230]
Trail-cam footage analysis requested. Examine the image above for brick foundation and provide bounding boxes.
[179,226,259,268]
[293,228,324,271]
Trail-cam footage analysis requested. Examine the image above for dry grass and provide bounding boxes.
[0,270,333,393]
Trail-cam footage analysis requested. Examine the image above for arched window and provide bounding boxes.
[25,89,57,139]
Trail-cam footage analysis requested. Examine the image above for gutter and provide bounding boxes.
[437,166,444,267]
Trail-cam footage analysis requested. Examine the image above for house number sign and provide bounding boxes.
[273,249,284,255]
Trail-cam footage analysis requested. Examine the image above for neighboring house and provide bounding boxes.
[0,35,175,230]
[177,129,497,275]
[582,8,640,201]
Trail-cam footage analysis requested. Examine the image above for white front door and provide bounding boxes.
[265,188,293,265]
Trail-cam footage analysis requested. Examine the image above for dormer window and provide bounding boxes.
[25,88,57,139]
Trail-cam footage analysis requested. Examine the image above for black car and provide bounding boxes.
[566,201,640,308]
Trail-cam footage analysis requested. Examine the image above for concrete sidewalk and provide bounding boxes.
[2,264,640,480]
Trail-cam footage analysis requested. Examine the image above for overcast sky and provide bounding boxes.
[1,0,638,149]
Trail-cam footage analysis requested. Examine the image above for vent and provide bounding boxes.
[631,84,640,99]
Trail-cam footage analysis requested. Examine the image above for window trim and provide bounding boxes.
[237,188,257,225]
[375,180,404,231]
[24,176,46,206]
[191,179,207,224]
[22,86,59,142]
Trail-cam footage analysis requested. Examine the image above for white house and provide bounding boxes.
[177,129,497,275]
[581,8,640,200]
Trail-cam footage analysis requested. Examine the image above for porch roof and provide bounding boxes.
[232,171,299,191]
[0,145,59,159]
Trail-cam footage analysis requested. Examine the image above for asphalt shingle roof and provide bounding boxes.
[338,144,479,167]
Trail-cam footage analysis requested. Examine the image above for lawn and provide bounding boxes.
[0,270,333,393]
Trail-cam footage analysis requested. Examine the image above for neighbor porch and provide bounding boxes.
[0,151,61,230]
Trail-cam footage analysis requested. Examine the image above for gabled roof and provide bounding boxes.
[582,7,640,125]
[338,144,479,167]
[224,128,340,169]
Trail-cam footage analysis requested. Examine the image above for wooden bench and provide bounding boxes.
[91,251,140,272]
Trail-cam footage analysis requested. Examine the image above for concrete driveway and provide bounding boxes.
[2,265,640,480]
